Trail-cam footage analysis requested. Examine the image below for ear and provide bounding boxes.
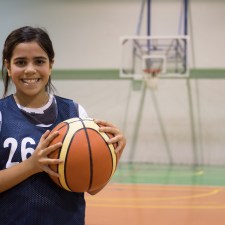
[4,59,11,76]
[49,59,54,75]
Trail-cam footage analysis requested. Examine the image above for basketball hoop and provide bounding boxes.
[143,68,160,90]
[143,68,161,74]
[120,36,189,79]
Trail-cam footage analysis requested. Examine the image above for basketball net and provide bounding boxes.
[143,68,160,90]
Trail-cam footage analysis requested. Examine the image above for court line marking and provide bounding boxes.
[86,184,225,208]
[106,183,225,192]
[86,203,225,209]
[114,169,204,178]
[87,188,220,202]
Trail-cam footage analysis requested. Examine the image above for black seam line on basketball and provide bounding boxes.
[67,118,93,125]
[79,119,94,191]
[57,122,68,131]
[64,127,89,191]
[89,128,114,183]
[57,118,93,131]
[57,122,70,189]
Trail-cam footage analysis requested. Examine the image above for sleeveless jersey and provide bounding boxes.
[0,95,85,225]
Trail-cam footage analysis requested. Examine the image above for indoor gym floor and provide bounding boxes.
[85,164,225,225]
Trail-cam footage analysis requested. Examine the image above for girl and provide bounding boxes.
[0,26,126,225]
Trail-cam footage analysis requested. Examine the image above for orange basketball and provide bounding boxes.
[48,117,121,193]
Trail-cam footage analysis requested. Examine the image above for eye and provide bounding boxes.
[14,60,26,67]
[35,58,47,66]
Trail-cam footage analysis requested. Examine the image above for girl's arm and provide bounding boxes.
[0,131,62,193]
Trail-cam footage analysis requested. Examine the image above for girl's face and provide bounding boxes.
[5,41,53,100]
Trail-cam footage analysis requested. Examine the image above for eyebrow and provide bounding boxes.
[13,56,48,61]
[34,56,48,61]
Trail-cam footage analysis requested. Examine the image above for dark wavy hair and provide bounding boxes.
[1,26,55,97]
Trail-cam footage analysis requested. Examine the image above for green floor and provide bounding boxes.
[112,163,225,186]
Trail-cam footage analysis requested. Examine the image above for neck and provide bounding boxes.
[14,92,49,108]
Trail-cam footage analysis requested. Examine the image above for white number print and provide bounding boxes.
[21,137,36,161]
[4,137,36,168]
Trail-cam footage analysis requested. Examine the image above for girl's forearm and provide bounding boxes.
[0,158,37,193]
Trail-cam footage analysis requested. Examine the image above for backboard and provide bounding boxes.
[120,35,189,80]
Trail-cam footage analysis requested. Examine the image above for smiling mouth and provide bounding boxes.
[21,78,40,85]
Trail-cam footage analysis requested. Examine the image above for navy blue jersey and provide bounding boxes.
[0,95,85,225]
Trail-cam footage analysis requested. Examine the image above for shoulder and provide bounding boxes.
[54,95,77,108]
[0,95,11,104]
[0,95,15,109]
[0,95,14,119]
[54,95,74,104]
[0,95,19,133]
[0,97,5,133]
[53,95,88,118]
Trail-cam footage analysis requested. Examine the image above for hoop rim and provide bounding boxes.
[143,68,161,75]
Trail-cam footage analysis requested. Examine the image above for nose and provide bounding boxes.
[24,63,37,74]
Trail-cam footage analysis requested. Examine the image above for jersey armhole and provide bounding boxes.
[77,104,88,118]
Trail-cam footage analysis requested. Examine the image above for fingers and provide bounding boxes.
[94,119,119,134]
[94,119,126,154]
[34,130,63,177]
[99,126,120,136]
[111,133,126,153]
[40,130,60,148]
[41,130,51,140]
[94,119,116,128]
[43,142,62,156]
[40,157,64,178]
[114,139,126,153]
[40,161,62,178]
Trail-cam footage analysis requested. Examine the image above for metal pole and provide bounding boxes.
[183,0,189,73]
[147,0,151,65]
[147,0,151,36]
[136,0,146,35]
[184,0,188,35]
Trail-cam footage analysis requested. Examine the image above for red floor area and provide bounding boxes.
[85,183,225,225]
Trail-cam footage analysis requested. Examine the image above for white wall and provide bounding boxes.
[53,78,225,165]
[0,0,225,165]
[0,0,224,69]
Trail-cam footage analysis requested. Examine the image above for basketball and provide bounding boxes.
[48,117,121,192]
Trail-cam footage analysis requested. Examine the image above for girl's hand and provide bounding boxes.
[94,119,126,154]
[29,130,63,177]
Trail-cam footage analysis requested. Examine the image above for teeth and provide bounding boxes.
[22,79,39,84]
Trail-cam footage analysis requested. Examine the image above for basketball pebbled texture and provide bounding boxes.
[48,117,120,193]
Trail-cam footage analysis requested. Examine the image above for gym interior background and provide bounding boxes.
[1,1,225,224]
[0,0,225,166]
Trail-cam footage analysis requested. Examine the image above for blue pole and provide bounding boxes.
[184,0,188,73]
[147,0,151,36]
